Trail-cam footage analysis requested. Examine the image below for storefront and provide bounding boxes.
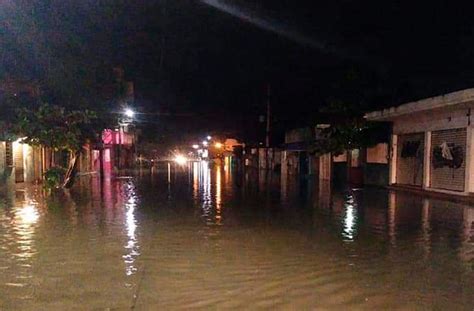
[367,88,474,196]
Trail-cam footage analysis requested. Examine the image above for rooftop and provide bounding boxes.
[366,88,474,121]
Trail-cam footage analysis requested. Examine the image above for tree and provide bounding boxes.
[311,67,390,155]
[15,103,99,188]
[1,1,126,188]
[311,120,389,156]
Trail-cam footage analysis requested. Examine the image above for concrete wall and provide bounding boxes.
[333,152,347,163]
[367,143,388,164]
[319,153,332,180]
[0,142,5,176]
[365,143,389,186]
[393,107,470,134]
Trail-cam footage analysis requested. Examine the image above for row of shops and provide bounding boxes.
[0,129,136,184]
[367,87,474,196]
[249,126,390,187]
[250,87,474,198]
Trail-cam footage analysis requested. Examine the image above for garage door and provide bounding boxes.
[397,133,424,186]
[430,128,466,192]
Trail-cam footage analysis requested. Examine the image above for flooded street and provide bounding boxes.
[0,163,473,310]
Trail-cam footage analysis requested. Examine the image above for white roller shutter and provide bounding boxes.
[397,133,424,186]
[430,128,466,192]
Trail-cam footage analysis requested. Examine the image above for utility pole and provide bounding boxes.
[265,83,271,148]
[264,83,271,172]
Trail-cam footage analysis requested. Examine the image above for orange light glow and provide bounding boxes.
[174,155,187,165]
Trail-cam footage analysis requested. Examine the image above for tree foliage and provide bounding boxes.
[312,121,389,156]
[15,103,98,153]
[311,67,390,155]
[14,103,100,188]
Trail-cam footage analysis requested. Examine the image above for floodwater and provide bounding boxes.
[0,162,473,310]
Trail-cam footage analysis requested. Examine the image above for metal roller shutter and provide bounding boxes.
[430,128,466,192]
[397,133,424,186]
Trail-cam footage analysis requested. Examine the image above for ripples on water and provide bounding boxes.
[0,162,473,309]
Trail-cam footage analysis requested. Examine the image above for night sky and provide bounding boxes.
[4,0,474,144]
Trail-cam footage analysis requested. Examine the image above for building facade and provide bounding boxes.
[282,127,318,176]
[367,88,474,196]
[0,140,44,184]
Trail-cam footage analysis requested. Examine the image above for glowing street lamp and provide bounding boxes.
[124,108,135,119]
[202,141,208,146]
[207,135,212,140]
[214,142,223,149]
[192,144,199,149]
[174,154,187,165]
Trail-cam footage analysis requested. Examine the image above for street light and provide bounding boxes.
[117,107,135,170]
[192,144,199,149]
[207,135,212,140]
[174,154,187,165]
[202,141,208,146]
[124,108,135,119]
[214,142,223,149]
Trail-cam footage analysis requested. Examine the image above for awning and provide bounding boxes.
[366,88,474,121]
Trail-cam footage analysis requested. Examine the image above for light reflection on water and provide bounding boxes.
[200,161,212,224]
[0,165,473,309]
[123,181,139,277]
[342,194,357,241]
[215,165,222,225]
[0,190,42,296]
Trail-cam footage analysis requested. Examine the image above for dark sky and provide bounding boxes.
[4,0,474,144]
[113,0,474,143]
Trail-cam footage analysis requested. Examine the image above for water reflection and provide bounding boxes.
[0,189,43,295]
[0,168,473,309]
[215,166,222,225]
[193,162,199,202]
[16,203,39,225]
[123,181,140,276]
[342,194,357,241]
[13,201,39,268]
[199,161,213,224]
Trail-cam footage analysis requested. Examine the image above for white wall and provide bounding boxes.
[393,107,470,134]
[319,153,332,180]
[367,143,388,164]
[391,107,474,194]
[0,142,5,176]
[333,152,347,163]
[23,144,35,183]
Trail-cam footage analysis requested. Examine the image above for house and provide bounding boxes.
[98,66,138,173]
[258,148,282,172]
[0,140,43,184]
[281,127,319,177]
[330,143,389,186]
[0,79,44,183]
[281,124,389,187]
[101,127,136,173]
[366,88,474,196]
